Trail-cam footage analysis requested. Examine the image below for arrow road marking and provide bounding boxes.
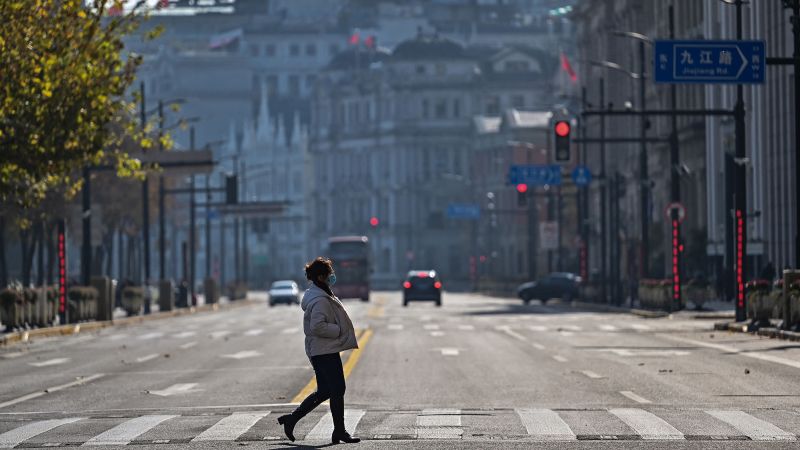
[147,383,202,397]
[29,358,70,367]
[221,351,262,360]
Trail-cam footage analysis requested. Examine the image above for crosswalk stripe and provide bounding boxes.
[0,418,83,449]
[609,408,683,440]
[416,409,462,439]
[83,415,177,446]
[191,412,270,442]
[706,410,796,441]
[516,409,576,440]
[304,410,365,440]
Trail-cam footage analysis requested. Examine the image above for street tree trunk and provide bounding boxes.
[0,216,7,288]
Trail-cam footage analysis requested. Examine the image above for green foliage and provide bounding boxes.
[0,0,162,210]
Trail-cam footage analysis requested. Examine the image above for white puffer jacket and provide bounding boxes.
[301,284,358,358]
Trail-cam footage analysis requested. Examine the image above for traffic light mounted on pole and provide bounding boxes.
[516,183,528,207]
[554,120,572,162]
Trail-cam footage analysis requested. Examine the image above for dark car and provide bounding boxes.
[402,270,442,307]
[516,272,582,305]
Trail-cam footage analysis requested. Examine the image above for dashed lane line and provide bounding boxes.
[581,370,604,379]
[430,331,445,337]
[179,342,197,350]
[441,348,459,356]
[135,354,160,363]
[552,355,568,363]
[0,374,105,409]
[29,358,70,368]
[619,391,652,404]
[662,334,800,370]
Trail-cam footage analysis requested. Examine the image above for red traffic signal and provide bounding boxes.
[516,183,528,194]
[555,121,571,137]
[369,216,379,227]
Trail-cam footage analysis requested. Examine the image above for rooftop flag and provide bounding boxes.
[561,52,577,83]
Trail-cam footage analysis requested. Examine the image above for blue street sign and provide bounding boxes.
[654,40,765,84]
[571,166,592,187]
[508,165,562,186]
[447,203,481,220]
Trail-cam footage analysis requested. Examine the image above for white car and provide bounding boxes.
[268,280,300,306]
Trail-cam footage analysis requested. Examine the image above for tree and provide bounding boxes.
[0,0,163,210]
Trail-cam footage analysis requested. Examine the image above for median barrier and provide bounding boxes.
[0,288,22,331]
[121,286,144,316]
[203,278,219,305]
[159,280,175,311]
[745,279,775,328]
[226,281,248,301]
[67,286,99,322]
[783,270,800,330]
[91,277,114,321]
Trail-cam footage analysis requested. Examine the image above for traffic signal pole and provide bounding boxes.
[669,5,683,313]
[639,40,650,279]
[600,77,609,304]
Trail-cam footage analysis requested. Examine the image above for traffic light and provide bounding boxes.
[369,216,379,227]
[225,174,238,204]
[516,183,528,207]
[554,120,571,162]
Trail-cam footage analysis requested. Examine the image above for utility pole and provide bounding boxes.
[668,5,683,313]
[206,175,212,280]
[600,77,608,304]
[158,100,166,284]
[639,40,650,279]
[141,84,151,290]
[189,127,197,304]
[733,0,747,321]
[580,86,589,281]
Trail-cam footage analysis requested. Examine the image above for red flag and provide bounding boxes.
[364,35,376,49]
[561,52,577,83]
[349,32,360,45]
[156,0,169,9]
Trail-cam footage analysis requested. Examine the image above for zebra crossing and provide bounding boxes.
[1,407,797,446]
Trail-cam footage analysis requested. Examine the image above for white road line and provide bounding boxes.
[243,329,264,337]
[610,408,683,440]
[191,412,270,442]
[221,351,262,360]
[29,358,70,368]
[532,343,546,350]
[147,383,201,397]
[441,348,459,356]
[496,326,527,342]
[0,374,105,410]
[559,331,575,337]
[387,324,404,331]
[630,324,651,331]
[430,331,445,337]
[135,354,159,363]
[137,332,164,340]
[560,325,582,332]
[457,325,475,331]
[416,409,462,439]
[528,325,548,332]
[423,324,440,330]
[210,331,232,339]
[179,342,197,350]
[552,355,568,363]
[83,415,177,446]
[598,325,618,331]
[706,410,796,441]
[173,331,196,339]
[619,391,652,404]
[108,334,128,341]
[0,418,84,449]
[280,328,299,335]
[515,409,576,441]
[662,335,800,370]
[304,410,365,440]
[581,370,604,379]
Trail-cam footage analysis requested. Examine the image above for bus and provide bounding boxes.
[327,236,371,302]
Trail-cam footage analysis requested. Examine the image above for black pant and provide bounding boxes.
[292,353,347,432]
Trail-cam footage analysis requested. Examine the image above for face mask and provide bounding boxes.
[327,274,337,286]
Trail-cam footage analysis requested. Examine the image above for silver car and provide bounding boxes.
[268,280,300,306]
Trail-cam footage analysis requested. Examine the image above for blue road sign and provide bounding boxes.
[571,166,592,187]
[447,203,481,220]
[654,40,765,84]
[508,165,562,186]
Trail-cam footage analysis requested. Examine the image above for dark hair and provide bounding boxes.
[305,257,333,282]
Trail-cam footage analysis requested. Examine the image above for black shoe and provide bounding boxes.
[277,414,297,442]
[331,430,360,444]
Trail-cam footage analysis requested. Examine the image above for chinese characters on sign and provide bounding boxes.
[654,40,765,84]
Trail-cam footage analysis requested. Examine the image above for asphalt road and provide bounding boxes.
[1,290,800,449]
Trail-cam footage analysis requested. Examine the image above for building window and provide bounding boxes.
[306,74,317,89]
[435,63,446,75]
[267,75,278,95]
[290,44,300,56]
[421,99,429,118]
[453,98,461,117]
[265,44,276,56]
[249,44,260,57]
[305,43,317,56]
[289,75,300,96]
[512,95,525,109]
[486,96,500,115]
[329,43,340,55]
[435,99,447,118]
[416,64,426,74]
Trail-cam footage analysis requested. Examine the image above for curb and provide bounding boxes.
[570,301,671,318]
[0,299,256,347]
[715,322,800,341]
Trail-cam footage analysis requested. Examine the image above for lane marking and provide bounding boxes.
[532,343,546,350]
[553,355,568,363]
[29,358,70,368]
[0,374,105,409]
[630,324,652,331]
[441,348,459,356]
[423,324,440,331]
[221,351,262,360]
[179,342,197,350]
[560,325,582,332]
[83,415,177,446]
[609,408,683,440]
[280,328,299,335]
[210,331,232,339]
[387,324,404,331]
[591,349,690,357]
[528,325,548,332]
[0,418,84,449]
[243,329,264,337]
[619,391,652,404]
[515,409,576,441]
[706,410,796,441]
[496,326,527,342]
[457,325,475,331]
[598,325,618,332]
[304,409,365,440]
[137,332,164,340]
[135,354,159,363]
[172,331,196,339]
[147,383,202,397]
[430,331,445,337]
[416,409,462,439]
[108,334,129,341]
[662,335,800,370]
[191,411,270,442]
[291,329,371,404]
[581,370,604,379]
[559,331,575,337]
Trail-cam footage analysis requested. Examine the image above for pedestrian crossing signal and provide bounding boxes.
[554,120,571,162]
